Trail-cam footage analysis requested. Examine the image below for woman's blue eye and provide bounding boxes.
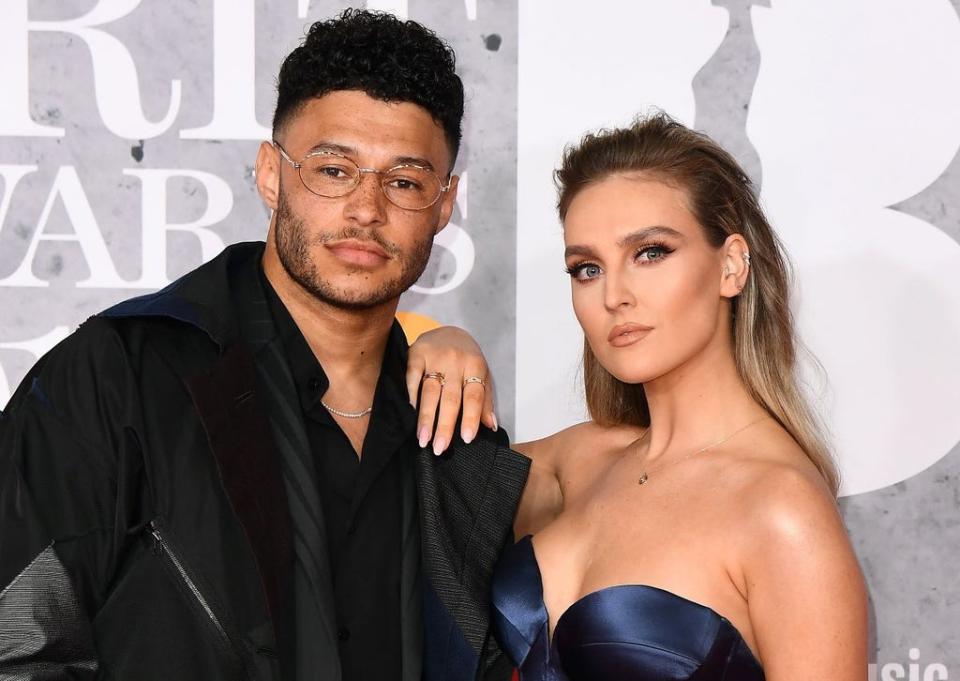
[581,265,601,279]
[565,263,602,281]
[636,245,671,262]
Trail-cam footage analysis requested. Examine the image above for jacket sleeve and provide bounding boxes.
[418,426,530,681]
[0,321,141,680]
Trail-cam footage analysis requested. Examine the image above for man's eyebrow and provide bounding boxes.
[307,141,356,156]
[565,225,684,259]
[306,142,436,171]
[394,156,436,171]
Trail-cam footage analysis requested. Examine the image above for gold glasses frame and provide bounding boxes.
[272,141,452,211]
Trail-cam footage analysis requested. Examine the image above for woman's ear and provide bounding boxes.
[720,233,751,298]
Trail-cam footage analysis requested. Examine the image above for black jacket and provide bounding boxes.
[0,242,530,681]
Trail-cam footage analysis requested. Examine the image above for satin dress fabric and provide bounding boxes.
[491,536,765,681]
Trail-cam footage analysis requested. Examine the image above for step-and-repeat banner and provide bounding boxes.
[1,0,958,674]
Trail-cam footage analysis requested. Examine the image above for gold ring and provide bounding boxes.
[423,371,445,387]
[463,376,486,388]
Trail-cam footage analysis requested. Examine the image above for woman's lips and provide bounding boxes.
[608,323,653,347]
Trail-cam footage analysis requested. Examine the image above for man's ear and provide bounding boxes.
[255,141,281,210]
[434,174,460,235]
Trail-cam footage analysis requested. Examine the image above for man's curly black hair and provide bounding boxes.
[273,9,465,165]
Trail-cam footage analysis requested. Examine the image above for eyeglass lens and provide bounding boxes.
[299,153,443,210]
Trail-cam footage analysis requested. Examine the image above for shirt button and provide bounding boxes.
[308,377,321,391]
[337,626,351,642]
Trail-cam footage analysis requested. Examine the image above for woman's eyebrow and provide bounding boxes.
[564,243,597,259]
[617,225,684,247]
[565,226,684,259]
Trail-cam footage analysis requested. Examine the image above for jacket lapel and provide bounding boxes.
[399,440,423,681]
[252,337,342,680]
[181,344,293,631]
[232,258,342,680]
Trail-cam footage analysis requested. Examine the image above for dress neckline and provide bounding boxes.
[518,534,762,667]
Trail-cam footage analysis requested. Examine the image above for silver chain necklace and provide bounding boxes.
[320,400,373,419]
[637,415,770,485]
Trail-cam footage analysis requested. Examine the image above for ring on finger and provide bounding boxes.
[463,376,486,388]
[423,371,446,387]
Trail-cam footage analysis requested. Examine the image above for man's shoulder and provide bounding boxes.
[2,294,225,432]
[6,314,204,412]
[433,424,531,491]
[470,423,511,449]
[99,240,265,347]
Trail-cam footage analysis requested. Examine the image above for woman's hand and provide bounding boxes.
[407,325,498,455]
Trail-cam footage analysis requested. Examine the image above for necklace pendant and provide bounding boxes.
[638,472,649,485]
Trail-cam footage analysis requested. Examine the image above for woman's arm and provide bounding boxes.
[515,420,648,539]
[511,437,564,539]
[741,466,868,679]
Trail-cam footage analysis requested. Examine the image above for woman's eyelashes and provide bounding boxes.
[565,262,602,281]
[565,243,675,281]
[635,243,673,263]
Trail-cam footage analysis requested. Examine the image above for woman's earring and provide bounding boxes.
[742,252,751,267]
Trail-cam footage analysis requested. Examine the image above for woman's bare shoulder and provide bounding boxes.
[722,439,867,674]
[514,420,644,468]
[720,435,845,553]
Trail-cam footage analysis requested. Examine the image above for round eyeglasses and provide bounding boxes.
[273,141,451,211]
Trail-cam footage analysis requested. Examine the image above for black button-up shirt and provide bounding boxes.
[262,272,416,681]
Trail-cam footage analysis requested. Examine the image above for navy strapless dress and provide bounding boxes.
[491,536,765,680]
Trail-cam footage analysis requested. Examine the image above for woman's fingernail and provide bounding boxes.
[418,427,430,449]
[491,413,499,432]
[462,428,475,444]
[433,436,448,456]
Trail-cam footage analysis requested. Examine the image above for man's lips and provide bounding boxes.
[326,239,390,266]
[608,322,653,347]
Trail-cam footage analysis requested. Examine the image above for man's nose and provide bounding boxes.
[342,171,388,225]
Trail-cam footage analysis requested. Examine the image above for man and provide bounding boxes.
[0,10,529,681]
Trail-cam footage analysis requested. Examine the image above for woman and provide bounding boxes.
[418,113,867,679]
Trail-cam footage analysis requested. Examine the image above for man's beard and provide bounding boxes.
[273,188,434,310]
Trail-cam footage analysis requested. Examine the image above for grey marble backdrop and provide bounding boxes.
[695,1,960,671]
[1,0,957,676]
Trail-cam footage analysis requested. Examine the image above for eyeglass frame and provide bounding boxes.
[272,141,453,211]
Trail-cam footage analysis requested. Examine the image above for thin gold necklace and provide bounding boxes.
[636,415,770,485]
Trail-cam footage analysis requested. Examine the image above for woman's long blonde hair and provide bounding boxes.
[556,112,838,495]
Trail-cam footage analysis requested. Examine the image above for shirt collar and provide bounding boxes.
[259,266,416,433]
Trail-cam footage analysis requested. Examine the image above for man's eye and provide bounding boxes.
[386,176,424,191]
[317,165,351,179]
